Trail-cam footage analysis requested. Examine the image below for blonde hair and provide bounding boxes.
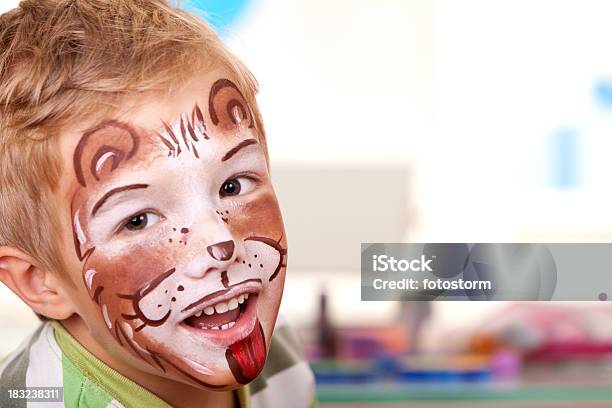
[0,0,265,275]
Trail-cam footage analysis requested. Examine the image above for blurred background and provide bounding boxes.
[4,0,612,406]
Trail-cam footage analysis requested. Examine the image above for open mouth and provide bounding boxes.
[183,292,256,331]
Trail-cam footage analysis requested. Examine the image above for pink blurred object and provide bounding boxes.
[469,304,612,361]
[491,349,521,378]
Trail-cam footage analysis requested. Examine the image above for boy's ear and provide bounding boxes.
[0,247,75,320]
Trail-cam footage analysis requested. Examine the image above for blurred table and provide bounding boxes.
[316,382,612,406]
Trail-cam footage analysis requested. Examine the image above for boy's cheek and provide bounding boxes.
[228,190,285,239]
[83,241,179,298]
[77,239,180,332]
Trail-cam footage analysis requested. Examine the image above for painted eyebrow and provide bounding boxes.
[91,184,149,216]
[221,139,258,162]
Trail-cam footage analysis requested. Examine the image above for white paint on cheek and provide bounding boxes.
[95,151,116,173]
[242,240,282,283]
[122,322,151,356]
[84,269,96,291]
[73,210,86,245]
[102,304,112,329]
[182,357,215,376]
[123,321,133,338]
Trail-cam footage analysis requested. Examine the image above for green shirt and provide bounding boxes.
[1,316,315,408]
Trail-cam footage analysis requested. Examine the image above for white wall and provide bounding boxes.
[2,0,612,349]
[0,1,18,13]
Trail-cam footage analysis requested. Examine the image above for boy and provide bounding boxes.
[0,1,315,407]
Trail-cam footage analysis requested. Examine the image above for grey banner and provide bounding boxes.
[361,243,612,301]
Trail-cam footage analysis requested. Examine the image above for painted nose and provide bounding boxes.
[207,240,235,261]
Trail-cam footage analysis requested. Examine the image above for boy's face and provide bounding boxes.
[57,73,287,389]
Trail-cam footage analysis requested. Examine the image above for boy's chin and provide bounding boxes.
[188,371,245,391]
[171,363,266,391]
[163,318,268,388]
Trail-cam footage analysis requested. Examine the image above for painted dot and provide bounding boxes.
[173,228,177,231]
[177,285,184,291]
[169,238,173,243]
[181,227,189,234]
[164,290,168,294]
[599,292,608,301]
[184,241,187,245]
[242,260,245,264]
[248,264,251,268]
[260,264,263,268]
[254,254,258,258]
[158,304,162,308]
[225,210,229,214]
[171,297,176,302]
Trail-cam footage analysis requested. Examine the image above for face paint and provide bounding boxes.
[68,78,286,388]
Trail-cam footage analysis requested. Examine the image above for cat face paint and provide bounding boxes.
[68,78,286,388]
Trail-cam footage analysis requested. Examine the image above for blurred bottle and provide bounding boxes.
[317,288,338,359]
[399,301,431,353]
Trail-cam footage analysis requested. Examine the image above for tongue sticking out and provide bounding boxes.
[225,320,266,384]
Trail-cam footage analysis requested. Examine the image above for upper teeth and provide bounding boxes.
[191,293,249,319]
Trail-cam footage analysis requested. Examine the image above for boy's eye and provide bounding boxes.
[219,177,255,198]
[123,212,160,232]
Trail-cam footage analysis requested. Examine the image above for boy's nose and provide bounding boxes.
[207,240,235,261]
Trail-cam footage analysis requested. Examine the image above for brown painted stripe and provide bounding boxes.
[221,139,258,162]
